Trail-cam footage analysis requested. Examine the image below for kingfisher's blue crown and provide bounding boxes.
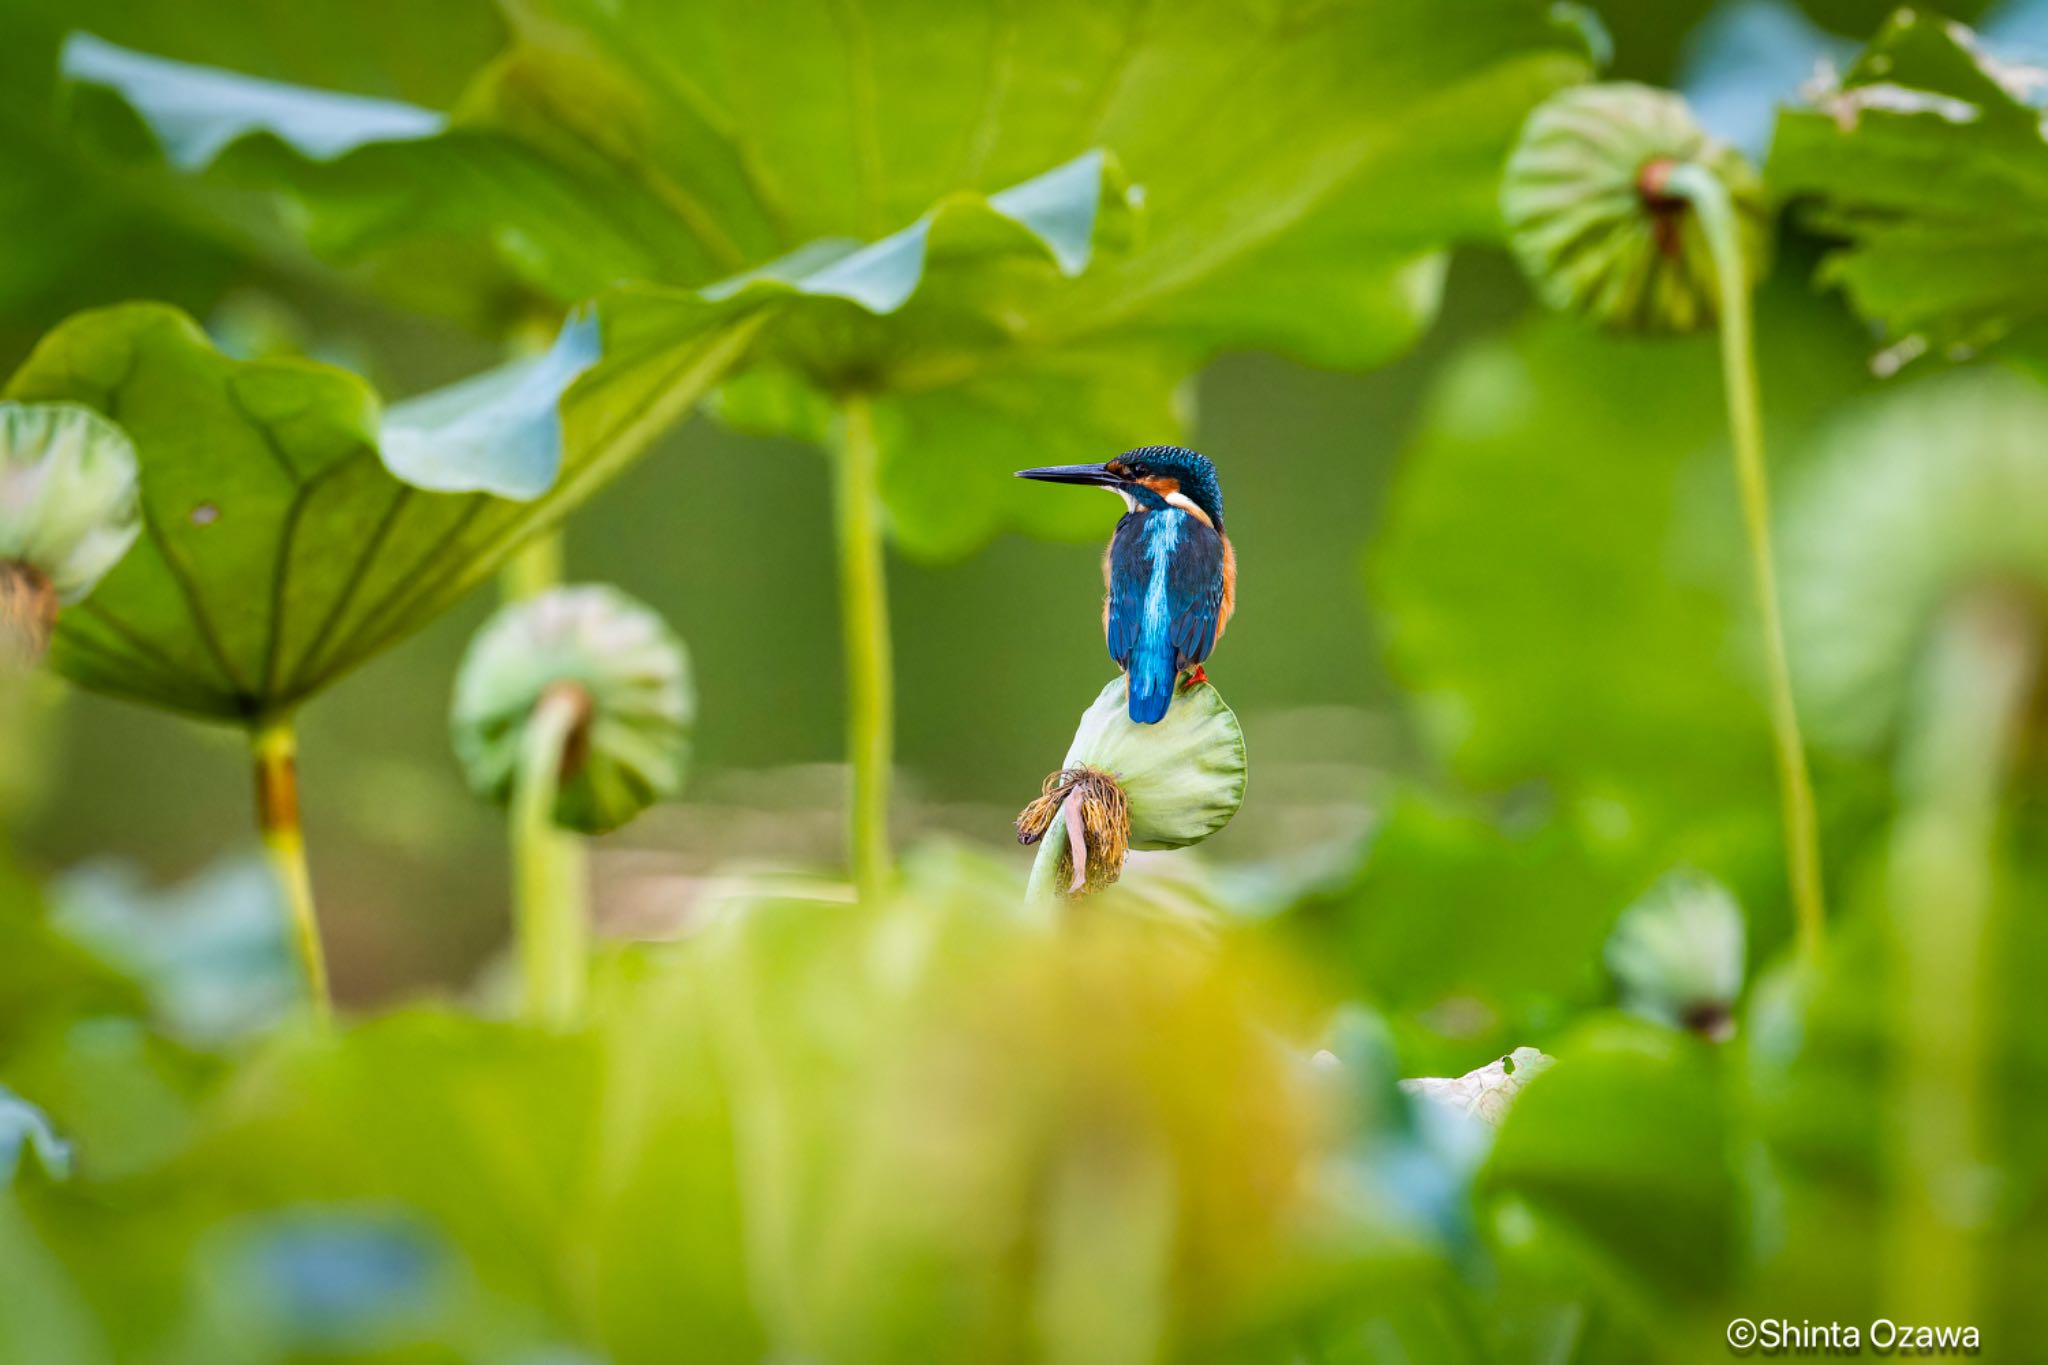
[1115,445,1224,529]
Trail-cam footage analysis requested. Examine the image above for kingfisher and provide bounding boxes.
[1017,445,1235,724]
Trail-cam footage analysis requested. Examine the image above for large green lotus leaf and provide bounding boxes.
[1769,9,2048,365]
[57,32,657,323]
[0,0,512,352]
[2,301,759,722]
[63,1,1594,554]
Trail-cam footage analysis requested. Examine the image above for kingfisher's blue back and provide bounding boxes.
[1106,506,1230,723]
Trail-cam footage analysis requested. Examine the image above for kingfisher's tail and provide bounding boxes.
[1126,647,1175,724]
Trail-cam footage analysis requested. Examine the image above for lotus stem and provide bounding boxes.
[1664,160,1827,959]
[833,392,894,902]
[1883,591,2035,1324]
[251,717,330,1021]
[501,532,565,603]
[512,681,592,1025]
[1025,813,1072,906]
[498,529,591,1020]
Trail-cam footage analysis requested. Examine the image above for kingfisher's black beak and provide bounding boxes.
[1014,462,1123,487]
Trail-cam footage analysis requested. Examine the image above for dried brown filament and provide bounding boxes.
[1015,764,1131,896]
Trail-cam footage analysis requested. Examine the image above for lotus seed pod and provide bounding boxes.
[1064,676,1246,849]
[1502,83,1769,335]
[0,403,141,659]
[451,585,692,834]
[1017,678,1246,897]
[1604,870,1746,1040]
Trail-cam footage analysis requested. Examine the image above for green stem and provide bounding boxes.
[252,717,330,1021]
[1883,592,2034,1323]
[1025,814,1071,907]
[501,532,564,603]
[1667,161,1827,960]
[497,529,591,1024]
[513,683,591,1025]
[833,393,894,902]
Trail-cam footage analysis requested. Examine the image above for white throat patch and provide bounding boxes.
[1163,489,1212,526]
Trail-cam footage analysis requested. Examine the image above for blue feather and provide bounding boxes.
[1126,513,1183,722]
[1105,506,1228,723]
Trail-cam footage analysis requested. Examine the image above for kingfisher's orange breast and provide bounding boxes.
[1216,532,1236,642]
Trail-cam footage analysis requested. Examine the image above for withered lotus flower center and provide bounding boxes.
[1016,765,1132,896]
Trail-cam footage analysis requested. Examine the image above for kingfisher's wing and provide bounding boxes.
[1105,515,1227,672]
[1167,524,1228,671]
[1104,514,1148,670]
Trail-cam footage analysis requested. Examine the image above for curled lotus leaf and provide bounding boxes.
[1062,676,1246,851]
[2,302,745,721]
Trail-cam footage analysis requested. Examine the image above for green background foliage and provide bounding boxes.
[3,0,2046,1361]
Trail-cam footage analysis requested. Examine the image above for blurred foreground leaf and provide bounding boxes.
[0,893,142,1054]
[51,855,298,1044]
[10,849,1332,1362]
[67,0,1595,554]
[1778,367,2048,754]
[1483,1015,1745,1304]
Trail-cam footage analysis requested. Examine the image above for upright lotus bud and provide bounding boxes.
[0,402,141,662]
[1501,83,1769,334]
[1018,677,1245,897]
[451,585,693,835]
[1604,869,1746,1041]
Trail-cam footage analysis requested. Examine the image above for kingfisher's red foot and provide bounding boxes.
[1180,665,1209,690]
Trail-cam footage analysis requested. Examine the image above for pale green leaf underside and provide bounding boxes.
[1769,9,2048,361]
[64,3,1593,555]
[3,303,752,722]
